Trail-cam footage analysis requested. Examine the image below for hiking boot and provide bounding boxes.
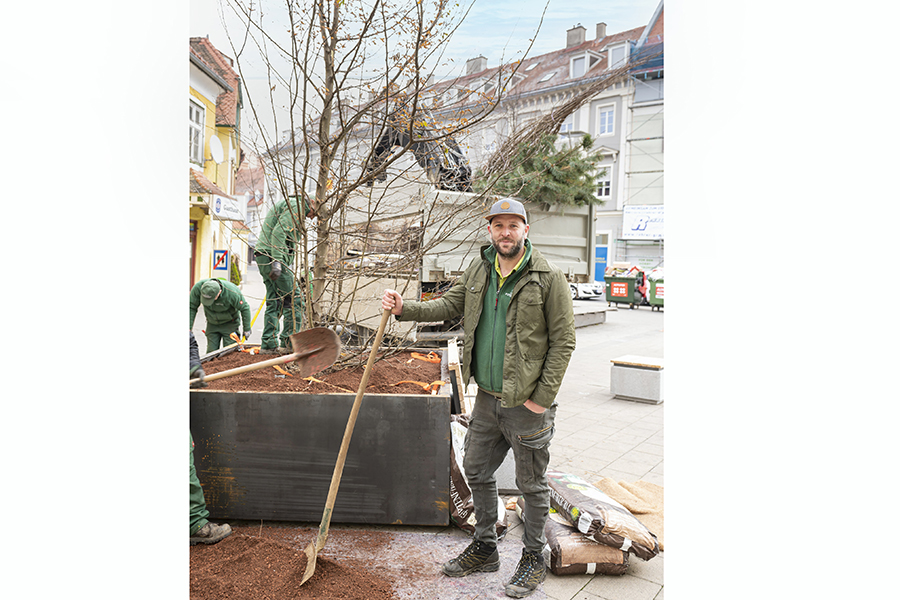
[441,539,500,577]
[259,347,279,355]
[190,522,233,546]
[277,346,292,355]
[504,549,546,598]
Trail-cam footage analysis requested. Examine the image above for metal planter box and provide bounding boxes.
[190,390,451,526]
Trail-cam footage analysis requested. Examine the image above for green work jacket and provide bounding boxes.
[255,198,309,265]
[397,241,576,409]
[189,278,252,330]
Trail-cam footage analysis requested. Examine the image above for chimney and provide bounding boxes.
[567,24,586,48]
[466,56,487,75]
[596,22,607,40]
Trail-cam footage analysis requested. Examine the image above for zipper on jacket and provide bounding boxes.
[491,280,500,391]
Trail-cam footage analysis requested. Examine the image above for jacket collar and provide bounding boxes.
[480,239,549,273]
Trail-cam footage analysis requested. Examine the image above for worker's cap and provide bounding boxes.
[485,198,527,225]
[200,280,221,305]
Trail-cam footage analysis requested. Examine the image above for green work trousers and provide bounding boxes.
[189,433,209,535]
[202,322,241,353]
[256,256,302,350]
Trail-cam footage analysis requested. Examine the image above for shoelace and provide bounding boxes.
[460,542,490,564]
[509,553,540,584]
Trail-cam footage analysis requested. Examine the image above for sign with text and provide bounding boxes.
[211,194,245,221]
[622,205,664,240]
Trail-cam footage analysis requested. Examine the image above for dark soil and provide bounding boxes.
[200,350,444,395]
[190,528,398,600]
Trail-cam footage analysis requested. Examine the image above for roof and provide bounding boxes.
[190,168,233,199]
[190,37,241,127]
[631,6,664,77]
[235,158,267,197]
[428,24,646,107]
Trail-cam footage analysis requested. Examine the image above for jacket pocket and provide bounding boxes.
[516,285,548,359]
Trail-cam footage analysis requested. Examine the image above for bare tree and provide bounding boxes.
[216,0,542,357]
[215,1,658,366]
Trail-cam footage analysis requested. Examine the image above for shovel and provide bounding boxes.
[300,308,392,586]
[189,327,341,386]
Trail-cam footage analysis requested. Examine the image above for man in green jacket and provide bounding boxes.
[254,198,311,354]
[189,278,252,353]
[382,198,576,598]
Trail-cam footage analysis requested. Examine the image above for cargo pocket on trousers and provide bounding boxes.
[517,424,555,450]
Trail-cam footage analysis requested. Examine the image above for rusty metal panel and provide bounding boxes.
[190,391,450,526]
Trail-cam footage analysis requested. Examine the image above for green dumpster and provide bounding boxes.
[649,278,664,311]
[606,276,641,309]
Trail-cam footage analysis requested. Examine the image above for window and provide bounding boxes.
[539,71,556,83]
[608,43,628,69]
[571,56,585,78]
[189,101,204,163]
[597,105,614,136]
[559,115,574,134]
[525,62,540,71]
[597,176,612,199]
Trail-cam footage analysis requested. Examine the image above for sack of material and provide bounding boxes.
[595,477,664,552]
[449,414,508,538]
[547,470,659,561]
[515,497,628,576]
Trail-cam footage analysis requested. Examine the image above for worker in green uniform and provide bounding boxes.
[189,331,231,545]
[189,277,252,353]
[254,197,312,354]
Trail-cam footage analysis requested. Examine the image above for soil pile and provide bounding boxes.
[190,532,398,600]
[200,350,443,395]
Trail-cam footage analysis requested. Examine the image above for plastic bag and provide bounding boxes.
[515,496,628,576]
[449,414,508,538]
[547,470,659,561]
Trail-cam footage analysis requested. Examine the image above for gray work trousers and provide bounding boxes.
[464,388,557,553]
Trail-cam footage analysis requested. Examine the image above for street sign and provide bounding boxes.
[213,249,230,274]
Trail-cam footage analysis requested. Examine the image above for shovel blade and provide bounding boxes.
[300,540,319,585]
[287,328,341,378]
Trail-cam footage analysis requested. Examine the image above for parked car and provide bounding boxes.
[570,281,605,300]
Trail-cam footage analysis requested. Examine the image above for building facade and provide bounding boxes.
[188,37,245,288]
[428,1,665,280]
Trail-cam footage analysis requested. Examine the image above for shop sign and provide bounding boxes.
[211,194,245,221]
[622,205,664,240]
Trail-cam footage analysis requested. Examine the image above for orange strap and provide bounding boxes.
[410,351,441,364]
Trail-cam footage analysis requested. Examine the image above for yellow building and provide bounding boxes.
[188,37,245,289]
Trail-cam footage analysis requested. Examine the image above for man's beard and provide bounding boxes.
[492,236,524,259]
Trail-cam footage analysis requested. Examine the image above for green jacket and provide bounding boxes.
[189,278,252,330]
[398,241,576,409]
[255,198,309,265]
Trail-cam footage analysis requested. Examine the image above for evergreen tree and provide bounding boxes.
[476,133,607,209]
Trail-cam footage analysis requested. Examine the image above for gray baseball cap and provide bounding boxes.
[485,198,527,225]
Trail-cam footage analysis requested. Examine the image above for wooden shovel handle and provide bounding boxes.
[189,346,323,385]
[312,308,392,553]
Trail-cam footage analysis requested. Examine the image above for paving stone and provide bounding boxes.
[583,573,662,600]
[542,573,593,600]
[627,554,663,586]
[632,442,664,457]
[604,458,656,478]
